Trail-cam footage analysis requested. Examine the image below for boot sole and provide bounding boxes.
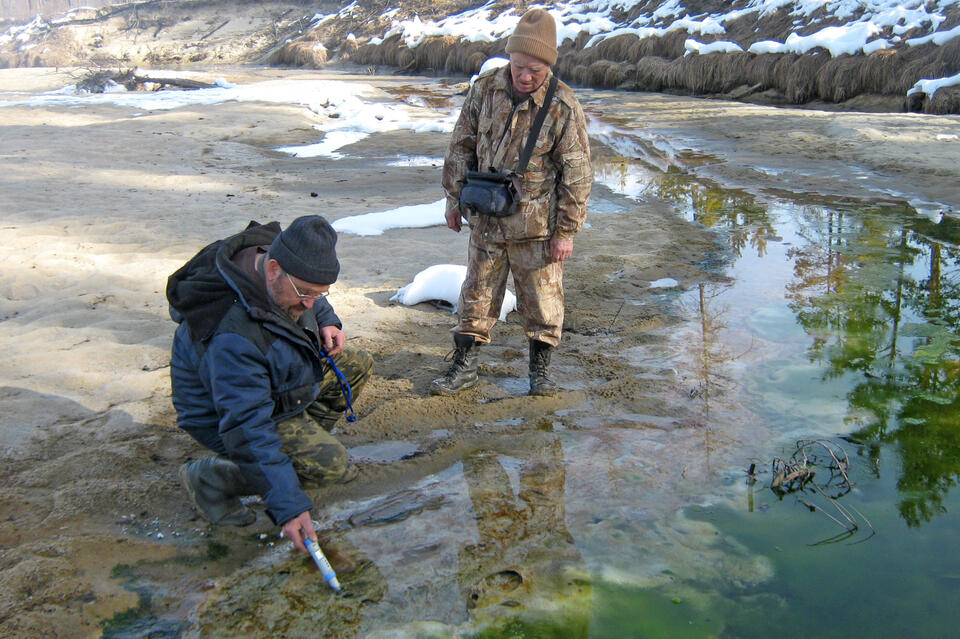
[429,378,478,396]
[529,388,559,397]
[528,382,559,397]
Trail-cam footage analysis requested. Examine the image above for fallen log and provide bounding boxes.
[132,75,218,90]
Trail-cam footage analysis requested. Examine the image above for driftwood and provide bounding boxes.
[76,69,217,93]
[133,74,217,90]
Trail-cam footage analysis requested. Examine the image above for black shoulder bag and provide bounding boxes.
[459,75,558,218]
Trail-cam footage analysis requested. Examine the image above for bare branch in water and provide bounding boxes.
[765,439,874,544]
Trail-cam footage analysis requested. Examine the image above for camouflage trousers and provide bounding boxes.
[274,347,373,486]
[456,234,564,347]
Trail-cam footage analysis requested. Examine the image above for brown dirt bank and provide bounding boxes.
[0,63,957,636]
[2,0,959,113]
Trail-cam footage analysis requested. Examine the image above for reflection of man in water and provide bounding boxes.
[458,436,590,635]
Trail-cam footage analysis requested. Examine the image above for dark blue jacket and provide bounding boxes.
[167,221,340,525]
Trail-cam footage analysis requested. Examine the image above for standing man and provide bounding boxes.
[433,8,592,397]
[167,216,372,554]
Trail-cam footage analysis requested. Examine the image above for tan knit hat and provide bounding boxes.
[505,9,557,66]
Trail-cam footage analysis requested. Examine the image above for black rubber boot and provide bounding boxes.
[430,333,480,396]
[179,456,257,526]
[528,339,559,396]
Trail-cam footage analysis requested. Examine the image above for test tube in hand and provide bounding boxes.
[304,537,341,592]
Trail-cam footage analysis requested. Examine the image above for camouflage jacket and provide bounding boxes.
[442,65,592,242]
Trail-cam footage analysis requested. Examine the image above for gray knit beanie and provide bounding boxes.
[269,215,340,285]
[505,9,557,66]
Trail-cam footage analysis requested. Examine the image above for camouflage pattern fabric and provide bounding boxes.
[442,64,591,346]
[309,346,373,416]
[457,234,564,346]
[442,65,592,243]
[275,347,372,485]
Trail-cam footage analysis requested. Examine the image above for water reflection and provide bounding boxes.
[592,120,960,530]
[458,438,591,636]
[781,205,960,527]
[745,204,960,527]
[589,121,777,259]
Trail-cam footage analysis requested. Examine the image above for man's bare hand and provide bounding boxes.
[319,325,345,356]
[550,237,574,262]
[445,208,463,232]
[281,511,316,554]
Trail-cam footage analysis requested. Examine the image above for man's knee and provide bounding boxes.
[276,415,356,485]
[335,347,374,388]
[295,441,356,486]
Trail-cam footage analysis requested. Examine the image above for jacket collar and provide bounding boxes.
[168,220,312,344]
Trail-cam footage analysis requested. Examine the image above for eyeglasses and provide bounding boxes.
[285,272,329,300]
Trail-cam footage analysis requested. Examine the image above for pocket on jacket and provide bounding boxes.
[273,383,317,418]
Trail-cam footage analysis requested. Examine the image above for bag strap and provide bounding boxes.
[515,75,558,176]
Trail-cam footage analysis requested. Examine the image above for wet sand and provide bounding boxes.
[0,65,958,637]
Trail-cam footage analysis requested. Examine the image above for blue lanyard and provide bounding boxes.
[319,350,356,423]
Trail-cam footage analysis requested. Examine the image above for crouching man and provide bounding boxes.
[166,215,372,553]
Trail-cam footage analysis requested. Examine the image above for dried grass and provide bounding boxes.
[725,7,796,47]
[660,56,688,91]
[925,85,960,114]
[336,37,359,61]
[742,52,782,88]
[768,439,874,544]
[583,59,632,88]
[418,35,458,72]
[817,55,865,102]
[354,38,404,68]
[634,56,672,92]
[464,50,489,74]
[447,40,495,74]
[554,56,577,81]
[265,41,327,68]
[630,30,688,60]
[594,33,639,63]
[395,46,416,71]
[344,5,960,113]
[684,51,755,94]
[859,48,903,94]
[781,52,829,103]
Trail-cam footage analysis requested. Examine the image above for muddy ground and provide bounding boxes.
[0,64,958,637]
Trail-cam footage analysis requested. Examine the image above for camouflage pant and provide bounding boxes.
[274,347,372,486]
[456,235,564,347]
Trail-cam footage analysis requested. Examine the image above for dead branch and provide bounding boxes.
[200,20,230,41]
[133,74,217,90]
[766,438,874,544]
